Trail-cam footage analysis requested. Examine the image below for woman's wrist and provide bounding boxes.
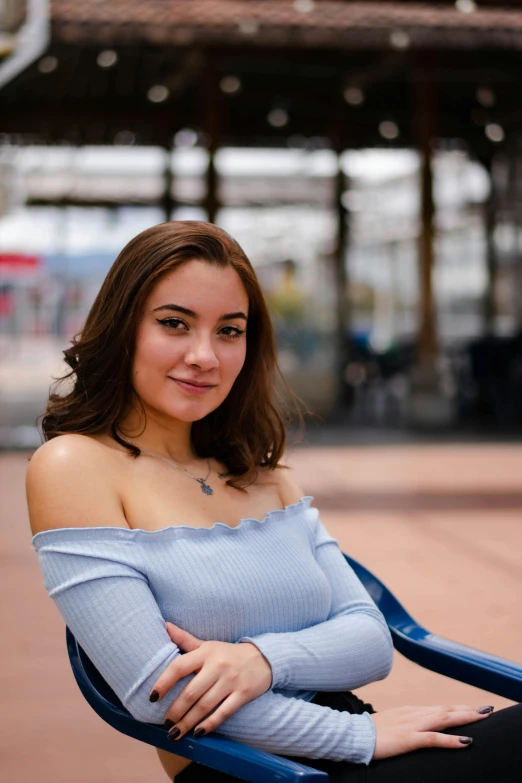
[238,640,274,689]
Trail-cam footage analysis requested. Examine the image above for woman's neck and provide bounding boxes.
[116,410,197,465]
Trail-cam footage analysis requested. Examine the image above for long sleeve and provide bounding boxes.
[238,510,394,692]
[33,530,377,764]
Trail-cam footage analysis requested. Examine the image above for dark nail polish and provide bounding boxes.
[193,728,206,739]
[459,737,473,745]
[477,706,494,714]
[168,726,181,740]
[164,719,175,730]
[149,690,159,703]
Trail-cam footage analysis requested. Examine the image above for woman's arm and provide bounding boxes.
[237,467,394,692]
[238,512,394,691]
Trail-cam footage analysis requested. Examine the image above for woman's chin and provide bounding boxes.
[138,388,227,423]
[161,400,222,423]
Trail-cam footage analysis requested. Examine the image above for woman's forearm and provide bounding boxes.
[238,527,394,693]
[239,609,393,691]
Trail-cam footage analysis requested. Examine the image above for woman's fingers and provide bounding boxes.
[415,731,475,750]
[192,692,248,737]
[371,704,495,761]
[165,622,202,653]
[149,651,204,701]
[416,707,494,732]
[163,670,218,725]
[400,704,482,715]
[166,685,245,741]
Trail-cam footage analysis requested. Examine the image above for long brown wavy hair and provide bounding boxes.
[41,221,304,489]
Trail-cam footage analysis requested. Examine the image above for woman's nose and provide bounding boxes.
[184,337,219,369]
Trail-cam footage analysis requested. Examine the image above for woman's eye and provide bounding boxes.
[220,326,245,340]
[156,318,245,339]
[156,317,187,331]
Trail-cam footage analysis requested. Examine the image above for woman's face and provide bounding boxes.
[132,259,249,423]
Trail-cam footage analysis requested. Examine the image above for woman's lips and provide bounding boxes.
[170,378,216,395]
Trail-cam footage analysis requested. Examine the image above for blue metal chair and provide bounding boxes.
[66,553,522,782]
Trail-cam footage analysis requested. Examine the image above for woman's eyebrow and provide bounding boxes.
[153,304,248,321]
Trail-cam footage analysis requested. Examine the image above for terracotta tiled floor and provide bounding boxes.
[2,444,521,783]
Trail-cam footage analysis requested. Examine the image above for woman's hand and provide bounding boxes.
[150,622,272,741]
[371,703,495,760]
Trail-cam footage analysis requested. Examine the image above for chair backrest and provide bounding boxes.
[343,553,413,635]
[66,626,132,730]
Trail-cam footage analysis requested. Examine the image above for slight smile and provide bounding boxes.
[169,378,217,395]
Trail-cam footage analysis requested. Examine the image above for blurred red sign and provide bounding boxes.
[0,254,41,276]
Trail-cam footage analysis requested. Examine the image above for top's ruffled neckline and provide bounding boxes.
[32,495,315,545]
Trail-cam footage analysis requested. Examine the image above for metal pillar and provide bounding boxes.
[162,148,174,222]
[509,138,522,331]
[408,61,453,427]
[416,74,437,363]
[483,155,498,335]
[333,153,351,409]
[201,59,221,224]
[206,148,219,225]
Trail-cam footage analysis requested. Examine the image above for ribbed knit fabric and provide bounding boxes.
[32,496,393,765]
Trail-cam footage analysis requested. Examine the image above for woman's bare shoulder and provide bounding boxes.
[269,460,306,507]
[26,434,128,535]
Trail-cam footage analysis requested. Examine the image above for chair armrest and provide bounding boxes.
[343,553,522,703]
[392,625,522,703]
[67,628,328,782]
[153,732,329,783]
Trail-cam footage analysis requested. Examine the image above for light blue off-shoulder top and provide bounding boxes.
[32,497,393,765]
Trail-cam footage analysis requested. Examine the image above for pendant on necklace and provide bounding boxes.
[198,479,214,495]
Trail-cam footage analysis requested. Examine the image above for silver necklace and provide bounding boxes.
[118,435,229,495]
[141,449,214,495]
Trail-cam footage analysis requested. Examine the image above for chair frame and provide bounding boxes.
[66,553,522,782]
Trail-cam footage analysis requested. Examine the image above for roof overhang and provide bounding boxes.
[51,1,522,51]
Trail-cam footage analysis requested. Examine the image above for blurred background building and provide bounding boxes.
[3,0,522,445]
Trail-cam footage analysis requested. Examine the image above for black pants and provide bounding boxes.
[175,691,522,782]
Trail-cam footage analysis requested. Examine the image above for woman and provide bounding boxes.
[27,221,522,783]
